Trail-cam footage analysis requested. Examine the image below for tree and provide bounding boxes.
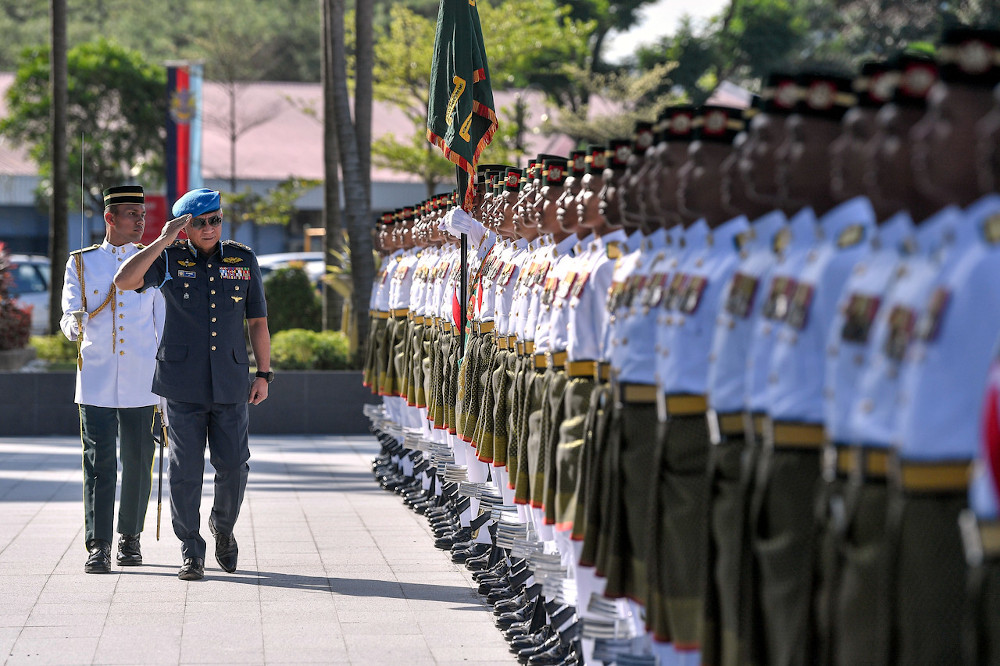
[323,0,375,358]
[1,39,166,215]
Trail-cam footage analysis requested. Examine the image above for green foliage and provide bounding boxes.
[0,243,31,351]
[30,334,76,363]
[0,38,166,214]
[271,328,354,370]
[224,177,321,237]
[263,267,322,334]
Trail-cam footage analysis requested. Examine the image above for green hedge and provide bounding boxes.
[30,334,77,364]
[271,328,352,370]
[264,266,321,333]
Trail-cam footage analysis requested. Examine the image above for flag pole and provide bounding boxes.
[459,232,467,355]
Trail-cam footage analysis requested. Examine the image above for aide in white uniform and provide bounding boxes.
[60,185,164,574]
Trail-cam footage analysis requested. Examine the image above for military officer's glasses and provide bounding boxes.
[190,215,222,229]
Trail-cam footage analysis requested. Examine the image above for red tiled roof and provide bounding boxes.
[0,74,604,182]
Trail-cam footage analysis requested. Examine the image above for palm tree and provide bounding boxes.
[322,0,375,359]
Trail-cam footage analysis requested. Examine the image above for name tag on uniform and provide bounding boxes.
[220,267,250,280]
[178,270,197,278]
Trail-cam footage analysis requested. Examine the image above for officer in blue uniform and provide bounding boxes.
[114,188,272,581]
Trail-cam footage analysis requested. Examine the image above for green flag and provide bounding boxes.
[426,0,498,211]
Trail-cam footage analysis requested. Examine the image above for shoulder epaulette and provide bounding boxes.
[606,241,622,259]
[70,244,100,255]
[982,213,1000,245]
[837,224,866,249]
[168,239,188,248]
[222,239,254,252]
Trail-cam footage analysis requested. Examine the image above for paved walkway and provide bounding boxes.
[0,435,514,665]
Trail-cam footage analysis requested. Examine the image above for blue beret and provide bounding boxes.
[172,188,221,218]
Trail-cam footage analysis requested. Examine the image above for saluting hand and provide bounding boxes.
[249,377,269,405]
[159,214,192,243]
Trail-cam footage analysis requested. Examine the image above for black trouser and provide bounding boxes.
[165,399,250,561]
[80,404,156,547]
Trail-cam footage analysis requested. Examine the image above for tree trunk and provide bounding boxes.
[321,0,343,332]
[49,0,68,336]
[355,0,373,202]
[328,0,374,361]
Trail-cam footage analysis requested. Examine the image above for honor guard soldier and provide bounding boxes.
[648,105,748,661]
[888,27,1000,664]
[701,103,788,666]
[61,185,165,573]
[821,53,940,666]
[114,188,272,581]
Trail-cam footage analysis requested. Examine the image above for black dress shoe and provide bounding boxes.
[178,557,205,580]
[209,517,238,573]
[84,540,111,574]
[116,533,142,566]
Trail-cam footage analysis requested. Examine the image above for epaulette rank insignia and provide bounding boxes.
[70,244,100,255]
[982,213,1000,245]
[772,228,791,255]
[223,256,243,264]
[222,239,253,252]
[177,259,196,267]
[606,242,622,259]
[837,224,865,249]
[169,239,188,248]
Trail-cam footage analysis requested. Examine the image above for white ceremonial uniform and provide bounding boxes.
[766,197,876,424]
[822,212,912,444]
[745,208,817,416]
[60,241,164,407]
[567,229,628,364]
[847,206,963,447]
[707,210,787,417]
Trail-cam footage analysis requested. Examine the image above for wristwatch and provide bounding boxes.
[255,370,275,384]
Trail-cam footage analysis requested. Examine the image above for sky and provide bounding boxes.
[604,0,730,63]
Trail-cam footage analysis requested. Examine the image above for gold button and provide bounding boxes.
[211,290,216,295]
[119,326,124,331]
[211,345,216,351]
[235,286,240,291]
[212,331,217,337]
[208,264,213,268]
[212,317,217,323]
[119,338,124,344]
[118,290,123,296]
[119,314,124,319]
[94,290,99,295]
[210,277,215,282]
[184,283,190,288]
[118,302,124,307]
[211,303,216,309]
[119,351,124,356]
[118,257,123,262]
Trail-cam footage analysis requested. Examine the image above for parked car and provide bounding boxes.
[257,252,326,286]
[7,254,51,334]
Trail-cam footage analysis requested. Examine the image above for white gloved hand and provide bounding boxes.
[71,310,89,337]
[441,208,486,246]
[158,397,170,428]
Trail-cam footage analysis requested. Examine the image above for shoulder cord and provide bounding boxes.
[73,254,118,361]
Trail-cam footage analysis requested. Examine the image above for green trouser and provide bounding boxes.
[490,350,515,469]
[506,355,527,480]
[457,334,483,441]
[888,485,967,666]
[966,522,1000,666]
[376,317,396,395]
[362,315,382,391]
[577,382,613,556]
[515,367,545,505]
[473,339,498,461]
[602,401,658,604]
[702,433,747,666]
[813,467,847,666]
[647,412,710,648]
[553,377,594,531]
[528,368,558,509]
[749,446,822,666]
[834,476,890,666]
[444,332,461,434]
[408,322,426,407]
[80,404,156,546]
[541,369,569,522]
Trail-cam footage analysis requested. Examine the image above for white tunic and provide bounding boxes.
[60,240,164,408]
